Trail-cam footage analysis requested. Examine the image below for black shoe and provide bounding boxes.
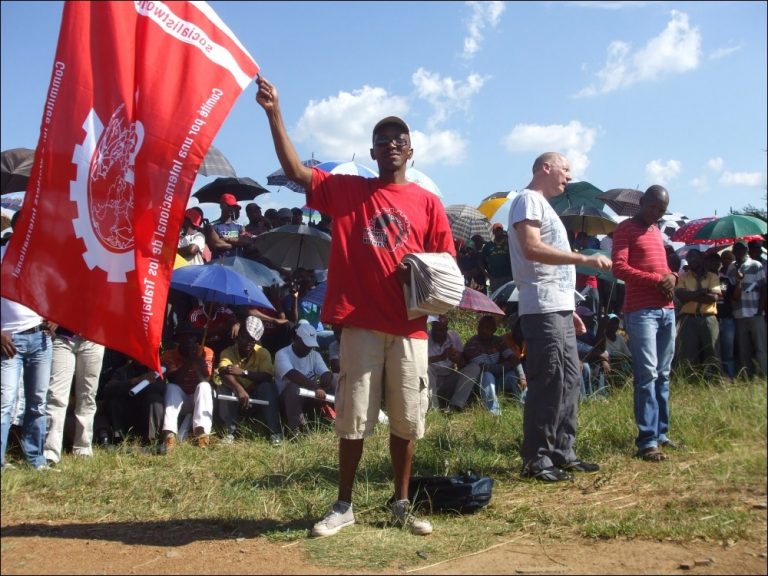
[660,439,683,450]
[521,466,572,482]
[561,460,600,473]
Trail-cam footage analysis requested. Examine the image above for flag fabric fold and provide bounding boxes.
[0,0,259,372]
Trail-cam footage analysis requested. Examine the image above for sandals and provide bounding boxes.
[635,446,668,462]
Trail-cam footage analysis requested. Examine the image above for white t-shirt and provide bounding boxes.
[178,231,206,266]
[1,243,44,333]
[427,329,464,376]
[274,344,330,395]
[507,189,575,316]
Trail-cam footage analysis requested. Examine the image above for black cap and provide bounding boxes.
[174,321,202,339]
[372,116,410,141]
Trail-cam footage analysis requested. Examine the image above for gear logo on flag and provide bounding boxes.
[71,104,144,282]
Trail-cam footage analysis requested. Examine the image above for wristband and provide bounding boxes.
[243,370,249,377]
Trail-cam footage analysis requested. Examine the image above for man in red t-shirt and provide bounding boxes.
[612,185,678,463]
[256,77,455,538]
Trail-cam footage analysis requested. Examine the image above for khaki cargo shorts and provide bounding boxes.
[335,327,428,441]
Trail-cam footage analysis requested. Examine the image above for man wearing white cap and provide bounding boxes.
[217,316,282,444]
[274,321,334,438]
[257,78,455,537]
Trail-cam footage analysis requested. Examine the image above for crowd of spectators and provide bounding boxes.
[1,192,765,472]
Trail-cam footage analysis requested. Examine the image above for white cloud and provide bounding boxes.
[291,85,468,168]
[575,10,701,97]
[690,175,708,193]
[567,1,651,9]
[293,86,409,164]
[719,171,766,187]
[710,44,742,60]
[645,159,682,185]
[462,1,505,60]
[412,67,488,129]
[502,120,597,179]
[707,157,724,172]
[410,130,468,166]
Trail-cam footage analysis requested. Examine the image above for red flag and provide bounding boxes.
[0,1,259,372]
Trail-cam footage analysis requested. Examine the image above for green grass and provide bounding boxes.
[2,374,766,572]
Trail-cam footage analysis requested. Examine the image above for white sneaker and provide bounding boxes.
[220,434,235,445]
[390,499,433,535]
[35,462,61,473]
[311,501,355,537]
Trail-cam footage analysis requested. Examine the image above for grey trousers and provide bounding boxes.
[735,315,767,378]
[520,311,580,472]
[217,381,282,437]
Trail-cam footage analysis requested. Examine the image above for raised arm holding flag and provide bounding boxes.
[0,1,259,373]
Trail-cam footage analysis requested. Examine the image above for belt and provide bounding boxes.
[17,323,45,335]
[681,313,716,318]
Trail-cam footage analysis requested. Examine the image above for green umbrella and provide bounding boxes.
[574,248,623,284]
[549,181,606,215]
[691,214,767,243]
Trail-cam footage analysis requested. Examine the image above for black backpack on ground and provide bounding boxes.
[408,472,494,514]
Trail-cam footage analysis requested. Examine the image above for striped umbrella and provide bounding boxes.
[657,212,690,239]
[266,158,322,193]
[445,204,493,243]
[597,188,643,217]
[198,144,237,178]
[316,160,378,178]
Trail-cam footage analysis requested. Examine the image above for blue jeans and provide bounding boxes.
[579,362,607,399]
[478,371,501,415]
[1,330,53,469]
[719,317,736,378]
[625,308,676,451]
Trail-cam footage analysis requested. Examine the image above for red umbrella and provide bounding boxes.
[458,287,505,316]
[669,217,717,244]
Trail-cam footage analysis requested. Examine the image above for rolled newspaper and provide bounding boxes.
[298,387,335,404]
[128,366,167,397]
[217,394,269,406]
[297,388,387,422]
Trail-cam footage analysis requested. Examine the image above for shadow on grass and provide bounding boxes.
[1,517,310,546]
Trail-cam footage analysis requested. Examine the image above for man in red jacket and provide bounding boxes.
[611,185,679,463]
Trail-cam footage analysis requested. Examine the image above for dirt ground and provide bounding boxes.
[2,518,766,575]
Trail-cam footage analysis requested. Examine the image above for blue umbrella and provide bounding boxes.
[302,282,327,307]
[213,256,285,287]
[170,264,275,310]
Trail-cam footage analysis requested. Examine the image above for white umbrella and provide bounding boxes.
[406,167,442,197]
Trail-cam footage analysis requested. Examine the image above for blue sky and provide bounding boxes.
[2,1,766,224]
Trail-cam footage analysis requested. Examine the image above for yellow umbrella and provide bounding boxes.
[174,253,190,269]
[477,191,515,220]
